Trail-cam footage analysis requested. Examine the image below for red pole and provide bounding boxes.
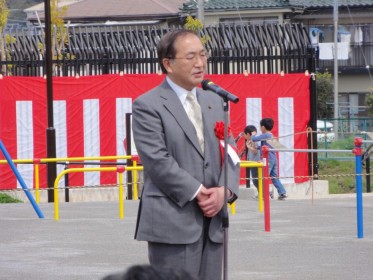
[262,146,271,232]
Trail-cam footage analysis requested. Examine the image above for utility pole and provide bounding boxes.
[197,0,204,23]
[333,0,339,139]
[44,0,57,202]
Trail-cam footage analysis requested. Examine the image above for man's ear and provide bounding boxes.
[163,58,173,73]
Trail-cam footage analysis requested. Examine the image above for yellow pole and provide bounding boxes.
[132,160,138,200]
[0,159,34,164]
[53,171,67,221]
[118,172,124,219]
[258,167,263,212]
[231,201,236,215]
[34,162,40,204]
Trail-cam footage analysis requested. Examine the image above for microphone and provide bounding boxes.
[201,79,239,103]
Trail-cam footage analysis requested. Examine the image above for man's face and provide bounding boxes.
[163,33,207,90]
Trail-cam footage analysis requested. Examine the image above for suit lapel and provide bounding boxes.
[159,82,204,156]
[197,89,217,147]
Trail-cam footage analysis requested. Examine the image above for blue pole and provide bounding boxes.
[353,138,363,238]
[0,140,44,219]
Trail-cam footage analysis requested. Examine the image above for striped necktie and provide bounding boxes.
[186,92,204,153]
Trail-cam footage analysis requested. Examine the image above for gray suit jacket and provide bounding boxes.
[132,80,239,244]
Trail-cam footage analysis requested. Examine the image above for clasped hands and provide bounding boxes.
[197,186,231,218]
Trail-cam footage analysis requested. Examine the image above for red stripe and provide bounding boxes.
[32,80,48,188]
[99,98,117,185]
[66,95,85,186]
[0,78,17,189]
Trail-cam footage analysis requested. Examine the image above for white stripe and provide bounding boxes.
[116,98,132,161]
[16,101,33,189]
[83,99,100,186]
[54,101,67,187]
[246,98,262,129]
[116,98,132,185]
[278,98,294,184]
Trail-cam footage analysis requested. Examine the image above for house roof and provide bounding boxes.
[181,0,373,11]
[25,0,373,23]
[27,0,186,22]
[24,0,81,13]
[182,0,291,11]
[292,0,373,8]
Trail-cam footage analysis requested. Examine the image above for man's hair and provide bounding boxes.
[260,118,274,131]
[244,125,257,135]
[157,29,199,74]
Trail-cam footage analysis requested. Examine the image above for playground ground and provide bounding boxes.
[1,192,373,280]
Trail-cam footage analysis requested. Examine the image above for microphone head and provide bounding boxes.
[201,79,212,90]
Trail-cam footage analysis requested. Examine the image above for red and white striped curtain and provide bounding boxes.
[0,74,310,190]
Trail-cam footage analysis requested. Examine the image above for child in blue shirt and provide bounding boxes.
[251,118,288,200]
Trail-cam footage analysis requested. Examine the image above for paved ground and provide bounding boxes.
[1,193,373,280]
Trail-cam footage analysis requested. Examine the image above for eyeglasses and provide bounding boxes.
[169,52,209,62]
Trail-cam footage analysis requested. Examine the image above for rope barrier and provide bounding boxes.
[240,173,373,181]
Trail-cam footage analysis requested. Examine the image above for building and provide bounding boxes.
[25,0,186,27]
[181,0,373,123]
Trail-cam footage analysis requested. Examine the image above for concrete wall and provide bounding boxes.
[3,180,329,203]
[338,74,373,93]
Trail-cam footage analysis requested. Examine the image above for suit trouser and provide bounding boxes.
[148,217,223,280]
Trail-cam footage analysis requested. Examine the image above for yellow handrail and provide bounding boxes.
[240,161,264,212]
[2,155,267,216]
[0,155,141,205]
[53,166,143,221]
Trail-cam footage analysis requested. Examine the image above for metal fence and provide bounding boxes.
[0,23,315,77]
[317,118,373,160]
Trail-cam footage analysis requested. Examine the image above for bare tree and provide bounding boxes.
[0,0,9,75]
[38,0,70,74]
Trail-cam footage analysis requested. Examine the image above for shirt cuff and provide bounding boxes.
[190,184,203,201]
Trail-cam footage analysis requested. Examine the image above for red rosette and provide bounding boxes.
[214,121,232,166]
[214,121,231,140]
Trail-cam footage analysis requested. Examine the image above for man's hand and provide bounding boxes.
[197,185,209,203]
[197,187,226,217]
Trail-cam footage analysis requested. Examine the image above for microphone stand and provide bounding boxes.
[202,79,239,279]
[222,96,230,280]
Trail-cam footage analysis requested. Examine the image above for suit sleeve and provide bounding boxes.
[132,97,201,208]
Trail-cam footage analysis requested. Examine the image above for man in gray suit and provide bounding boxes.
[132,29,240,280]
